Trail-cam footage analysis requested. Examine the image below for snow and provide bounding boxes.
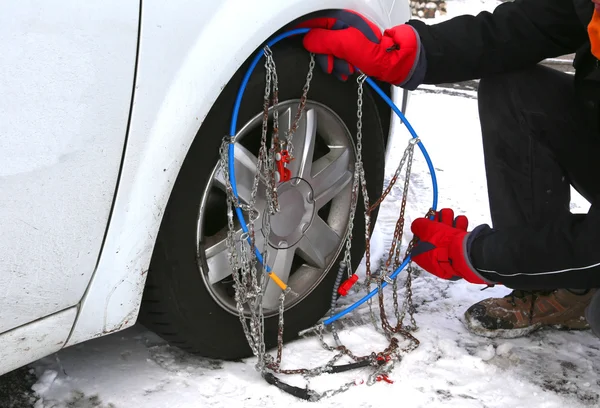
[30,371,58,396]
[25,90,599,408]
[16,0,600,407]
[431,0,502,21]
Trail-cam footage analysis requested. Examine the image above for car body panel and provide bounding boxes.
[0,307,77,376]
[0,0,412,375]
[0,1,139,334]
[65,0,411,347]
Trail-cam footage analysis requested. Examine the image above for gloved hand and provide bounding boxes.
[297,10,426,89]
[410,208,494,285]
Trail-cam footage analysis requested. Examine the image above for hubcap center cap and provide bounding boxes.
[264,178,315,249]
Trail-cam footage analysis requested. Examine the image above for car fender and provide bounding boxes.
[65,0,411,346]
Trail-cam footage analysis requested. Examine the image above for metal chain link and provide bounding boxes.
[353,75,381,332]
[351,75,427,366]
[218,46,282,373]
[342,170,360,275]
[219,48,428,400]
[375,137,418,335]
[264,47,281,215]
[218,45,320,375]
[285,54,316,158]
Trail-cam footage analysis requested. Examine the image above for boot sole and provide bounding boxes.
[464,317,542,339]
[464,315,590,339]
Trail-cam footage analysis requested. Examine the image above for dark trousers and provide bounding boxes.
[476,66,600,333]
[477,65,600,233]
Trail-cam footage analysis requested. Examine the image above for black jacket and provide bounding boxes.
[406,0,600,290]
[408,0,599,127]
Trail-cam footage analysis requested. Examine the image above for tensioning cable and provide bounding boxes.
[228,27,438,325]
[225,26,439,401]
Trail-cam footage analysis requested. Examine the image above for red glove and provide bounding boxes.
[298,10,424,87]
[410,209,493,285]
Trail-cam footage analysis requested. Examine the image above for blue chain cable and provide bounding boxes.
[227,27,438,325]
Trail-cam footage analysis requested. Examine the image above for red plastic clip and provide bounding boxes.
[338,274,359,296]
[376,374,394,384]
[275,150,292,183]
[376,355,391,364]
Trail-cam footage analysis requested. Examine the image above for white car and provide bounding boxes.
[0,0,411,376]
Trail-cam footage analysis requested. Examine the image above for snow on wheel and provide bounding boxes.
[138,39,388,360]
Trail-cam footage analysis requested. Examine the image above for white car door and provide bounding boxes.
[0,1,139,333]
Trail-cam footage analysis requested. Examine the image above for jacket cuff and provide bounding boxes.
[462,225,499,285]
[396,26,427,91]
[398,42,427,90]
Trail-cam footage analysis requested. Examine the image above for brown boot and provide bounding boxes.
[464,288,597,338]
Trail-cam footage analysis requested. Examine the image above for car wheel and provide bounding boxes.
[139,37,387,360]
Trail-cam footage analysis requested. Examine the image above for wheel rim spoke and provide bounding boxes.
[213,142,265,206]
[262,246,296,310]
[297,216,341,269]
[310,147,352,210]
[205,228,265,285]
[199,100,358,317]
[284,107,317,180]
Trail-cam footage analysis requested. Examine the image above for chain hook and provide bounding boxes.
[263,45,273,58]
[222,41,423,401]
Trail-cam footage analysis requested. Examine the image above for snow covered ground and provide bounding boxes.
[22,91,599,408]
[4,1,600,407]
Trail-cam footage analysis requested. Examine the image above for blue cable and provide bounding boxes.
[228,28,312,273]
[363,76,438,211]
[228,27,438,325]
[323,256,412,325]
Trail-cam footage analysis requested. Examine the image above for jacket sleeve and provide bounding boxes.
[467,204,600,290]
[406,0,588,84]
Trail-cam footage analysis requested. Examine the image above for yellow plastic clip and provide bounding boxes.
[268,272,287,291]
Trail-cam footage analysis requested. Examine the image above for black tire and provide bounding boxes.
[138,37,388,360]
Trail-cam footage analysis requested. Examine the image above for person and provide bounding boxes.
[299,1,600,339]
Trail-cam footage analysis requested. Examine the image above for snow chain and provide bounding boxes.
[219,45,430,401]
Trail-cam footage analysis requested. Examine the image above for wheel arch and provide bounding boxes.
[65,0,401,347]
